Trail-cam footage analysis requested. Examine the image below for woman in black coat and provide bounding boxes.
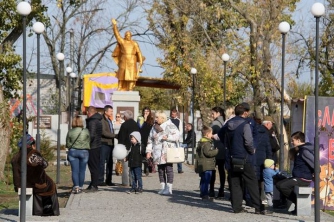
[140,113,155,175]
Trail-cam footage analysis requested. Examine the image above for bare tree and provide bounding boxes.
[41,0,147,111]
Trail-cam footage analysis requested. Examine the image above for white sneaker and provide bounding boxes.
[262,200,268,205]
[158,183,166,194]
[162,183,172,195]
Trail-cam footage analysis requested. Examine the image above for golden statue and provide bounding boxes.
[111,19,144,91]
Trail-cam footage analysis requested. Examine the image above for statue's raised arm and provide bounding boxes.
[111,18,144,91]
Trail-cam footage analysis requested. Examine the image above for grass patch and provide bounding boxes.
[325,210,334,216]
[0,164,72,211]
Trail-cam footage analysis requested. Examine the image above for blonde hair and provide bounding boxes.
[72,116,84,128]
[201,125,212,137]
[155,110,167,122]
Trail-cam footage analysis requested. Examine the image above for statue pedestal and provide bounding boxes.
[111,91,140,121]
[111,91,140,186]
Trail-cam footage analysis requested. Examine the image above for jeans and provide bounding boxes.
[99,144,114,184]
[200,170,212,197]
[177,163,183,172]
[130,167,142,189]
[68,148,89,188]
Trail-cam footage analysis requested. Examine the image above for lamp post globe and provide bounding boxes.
[70,72,77,78]
[66,67,73,74]
[56,52,65,61]
[33,22,45,34]
[311,2,325,17]
[278,21,290,34]
[222,53,230,62]
[17,1,32,16]
[190,67,197,75]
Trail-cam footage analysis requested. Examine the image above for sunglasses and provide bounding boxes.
[116,116,120,118]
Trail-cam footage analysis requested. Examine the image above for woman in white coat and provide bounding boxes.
[146,110,180,195]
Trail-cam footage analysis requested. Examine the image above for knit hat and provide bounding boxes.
[18,134,35,149]
[264,159,275,168]
[130,131,141,144]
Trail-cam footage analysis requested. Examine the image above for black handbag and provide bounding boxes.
[231,157,246,173]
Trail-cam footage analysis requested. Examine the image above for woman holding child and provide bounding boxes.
[146,110,180,195]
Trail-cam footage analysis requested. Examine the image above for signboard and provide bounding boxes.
[33,116,52,129]
[117,107,135,120]
[304,96,334,210]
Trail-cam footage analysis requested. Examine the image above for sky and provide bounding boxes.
[15,0,328,82]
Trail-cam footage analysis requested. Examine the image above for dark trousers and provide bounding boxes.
[158,163,173,183]
[99,144,114,184]
[230,162,262,212]
[33,192,60,216]
[210,159,226,193]
[276,177,311,204]
[88,147,100,187]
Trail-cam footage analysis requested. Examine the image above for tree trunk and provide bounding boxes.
[0,85,12,180]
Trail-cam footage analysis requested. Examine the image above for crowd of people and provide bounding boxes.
[11,103,314,217]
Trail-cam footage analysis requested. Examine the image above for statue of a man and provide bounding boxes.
[111,19,144,91]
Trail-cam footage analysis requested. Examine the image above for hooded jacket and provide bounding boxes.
[196,137,219,174]
[86,112,102,149]
[292,142,314,180]
[219,116,255,163]
[127,131,143,167]
[146,119,180,165]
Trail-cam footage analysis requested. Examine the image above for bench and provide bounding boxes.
[293,186,312,216]
[18,188,33,216]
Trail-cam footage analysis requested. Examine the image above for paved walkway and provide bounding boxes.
[1,164,333,222]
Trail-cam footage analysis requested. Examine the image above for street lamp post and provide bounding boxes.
[311,3,325,222]
[222,53,230,108]
[190,68,197,165]
[278,21,290,171]
[66,66,73,130]
[17,1,31,220]
[56,52,65,184]
[67,29,74,132]
[33,22,45,152]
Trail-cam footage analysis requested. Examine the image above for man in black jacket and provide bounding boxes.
[219,104,270,215]
[276,131,314,215]
[85,106,102,192]
[99,105,117,186]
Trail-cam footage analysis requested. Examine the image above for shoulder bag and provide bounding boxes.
[166,142,185,163]
[69,129,84,149]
